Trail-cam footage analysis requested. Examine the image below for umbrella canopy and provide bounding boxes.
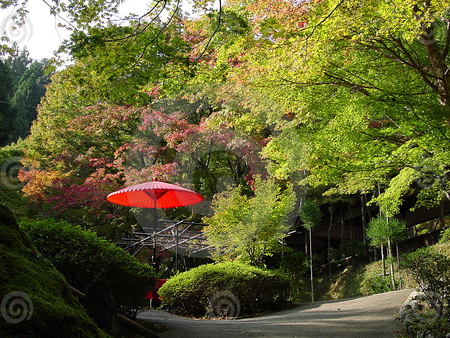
[106,181,203,209]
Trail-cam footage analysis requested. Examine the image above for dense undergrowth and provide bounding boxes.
[20,219,156,319]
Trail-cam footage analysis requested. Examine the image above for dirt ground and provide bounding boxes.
[138,288,413,338]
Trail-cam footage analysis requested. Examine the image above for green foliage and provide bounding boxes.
[158,262,291,317]
[10,61,50,142]
[412,318,450,338]
[0,47,51,145]
[368,167,418,217]
[197,0,450,215]
[0,141,37,220]
[367,217,407,247]
[401,247,450,300]
[277,251,309,302]
[310,258,416,303]
[0,204,106,338]
[365,275,394,294]
[439,227,450,244]
[6,0,450,260]
[20,219,156,318]
[298,199,322,230]
[278,251,309,278]
[400,244,450,337]
[0,58,14,146]
[204,176,296,266]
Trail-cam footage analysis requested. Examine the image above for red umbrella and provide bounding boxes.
[107,180,203,209]
[107,180,204,264]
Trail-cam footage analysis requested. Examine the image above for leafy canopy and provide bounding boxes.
[204,176,296,266]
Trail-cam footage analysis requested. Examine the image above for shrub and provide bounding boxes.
[439,227,450,244]
[365,275,393,294]
[158,262,291,317]
[20,219,156,318]
[0,204,107,338]
[277,251,309,302]
[401,247,450,301]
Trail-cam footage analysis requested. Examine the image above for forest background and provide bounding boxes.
[1,0,450,264]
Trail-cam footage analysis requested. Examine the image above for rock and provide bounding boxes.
[399,290,445,338]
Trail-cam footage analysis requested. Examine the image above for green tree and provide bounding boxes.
[4,44,32,91]
[0,58,15,146]
[193,0,450,218]
[299,199,322,303]
[367,216,407,289]
[10,61,50,141]
[204,176,296,266]
[20,104,144,237]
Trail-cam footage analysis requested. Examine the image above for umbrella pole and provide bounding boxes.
[153,207,157,271]
[175,223,179,273]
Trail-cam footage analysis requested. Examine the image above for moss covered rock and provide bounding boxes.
[0,204,107,338]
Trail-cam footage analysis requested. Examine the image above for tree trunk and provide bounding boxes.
[309,228,314,303]
[327,206,333,275]
[387,239,396,290]
[396,242,403,290]
[360,194,368,261]
[420,17,450,107]
[381,243,386,276]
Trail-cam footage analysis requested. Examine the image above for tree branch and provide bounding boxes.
[442,18,450,59]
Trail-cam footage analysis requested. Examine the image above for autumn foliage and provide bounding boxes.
[7,0,450,244]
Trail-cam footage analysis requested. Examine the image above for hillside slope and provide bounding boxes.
[0,204,107,338]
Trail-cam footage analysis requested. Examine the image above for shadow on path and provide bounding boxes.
[138,289,412,338]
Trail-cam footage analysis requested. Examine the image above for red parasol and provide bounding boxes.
[106,180,203,209]
[107,180,204,265]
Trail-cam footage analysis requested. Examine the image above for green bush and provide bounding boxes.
[277,251,309,302]
[401,247,450,300]
[0,204,108,338]
[365,275,393,294]
[158,262,291,317]
[439,227,450,244]
[20,219,156,318]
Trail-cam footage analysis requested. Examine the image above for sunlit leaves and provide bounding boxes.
[367,216,407,247]
[204,176,296,266]
[208,0,450,214]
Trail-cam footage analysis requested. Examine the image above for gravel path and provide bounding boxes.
[138,289,412,338]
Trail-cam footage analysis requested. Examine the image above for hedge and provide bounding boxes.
[20,219,156,318]
[158,262,291,317]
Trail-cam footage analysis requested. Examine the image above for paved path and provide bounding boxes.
[138,289,412,338]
